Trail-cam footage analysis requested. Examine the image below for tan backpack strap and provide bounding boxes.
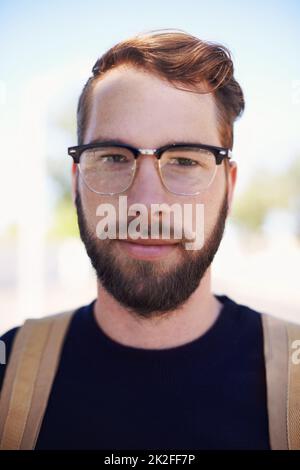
[261,313,289,449]
[0,310,74,450]
[286,322,300,450]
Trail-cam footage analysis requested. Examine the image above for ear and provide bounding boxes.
[71,163,78,206]
[226,160,237,215]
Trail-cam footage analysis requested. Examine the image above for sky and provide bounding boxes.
[0,0,299,231]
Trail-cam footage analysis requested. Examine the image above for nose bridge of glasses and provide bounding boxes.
[136,148,159,158]
[133,148,161,175]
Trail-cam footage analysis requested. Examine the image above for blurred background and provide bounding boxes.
[0,0,299,334]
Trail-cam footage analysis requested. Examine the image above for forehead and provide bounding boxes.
[84,65,220,147]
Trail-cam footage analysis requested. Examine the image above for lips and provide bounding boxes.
[120,237,180,246]
[116,238,180,260]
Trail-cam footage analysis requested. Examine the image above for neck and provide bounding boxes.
[93,267,222,350]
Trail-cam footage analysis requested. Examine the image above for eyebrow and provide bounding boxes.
[87,136,205,148]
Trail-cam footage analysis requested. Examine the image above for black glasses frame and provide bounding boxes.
[68,141,232,164]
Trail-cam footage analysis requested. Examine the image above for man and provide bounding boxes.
[0,29,299,450]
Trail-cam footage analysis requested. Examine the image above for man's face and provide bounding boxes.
[72,65,237,318]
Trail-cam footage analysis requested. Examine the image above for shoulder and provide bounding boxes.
[0,308,79,393]
[259,310,300,340]
[260,312,300,362]
[217,294,300,352]
[216,294,266,335]
[0,325,19,347]
[218,294,300,329]
[0,326,20,389]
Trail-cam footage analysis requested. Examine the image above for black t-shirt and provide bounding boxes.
[0,294,270,449]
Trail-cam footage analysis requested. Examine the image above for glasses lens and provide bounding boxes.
[79,146,135,193]
[160,146,217,195]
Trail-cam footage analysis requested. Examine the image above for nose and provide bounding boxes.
[127,155,167,207]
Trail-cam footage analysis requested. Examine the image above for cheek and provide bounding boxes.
[192,170,226,237]
[79,182,117,233]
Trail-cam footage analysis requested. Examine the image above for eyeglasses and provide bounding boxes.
[68,141,232,196]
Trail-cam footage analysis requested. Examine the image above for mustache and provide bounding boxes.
[103,214,198,244]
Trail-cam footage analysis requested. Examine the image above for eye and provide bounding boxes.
[169,157,198,166]
[101,154,129,163]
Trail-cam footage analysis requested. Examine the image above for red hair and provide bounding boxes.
[77,29,245,149]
